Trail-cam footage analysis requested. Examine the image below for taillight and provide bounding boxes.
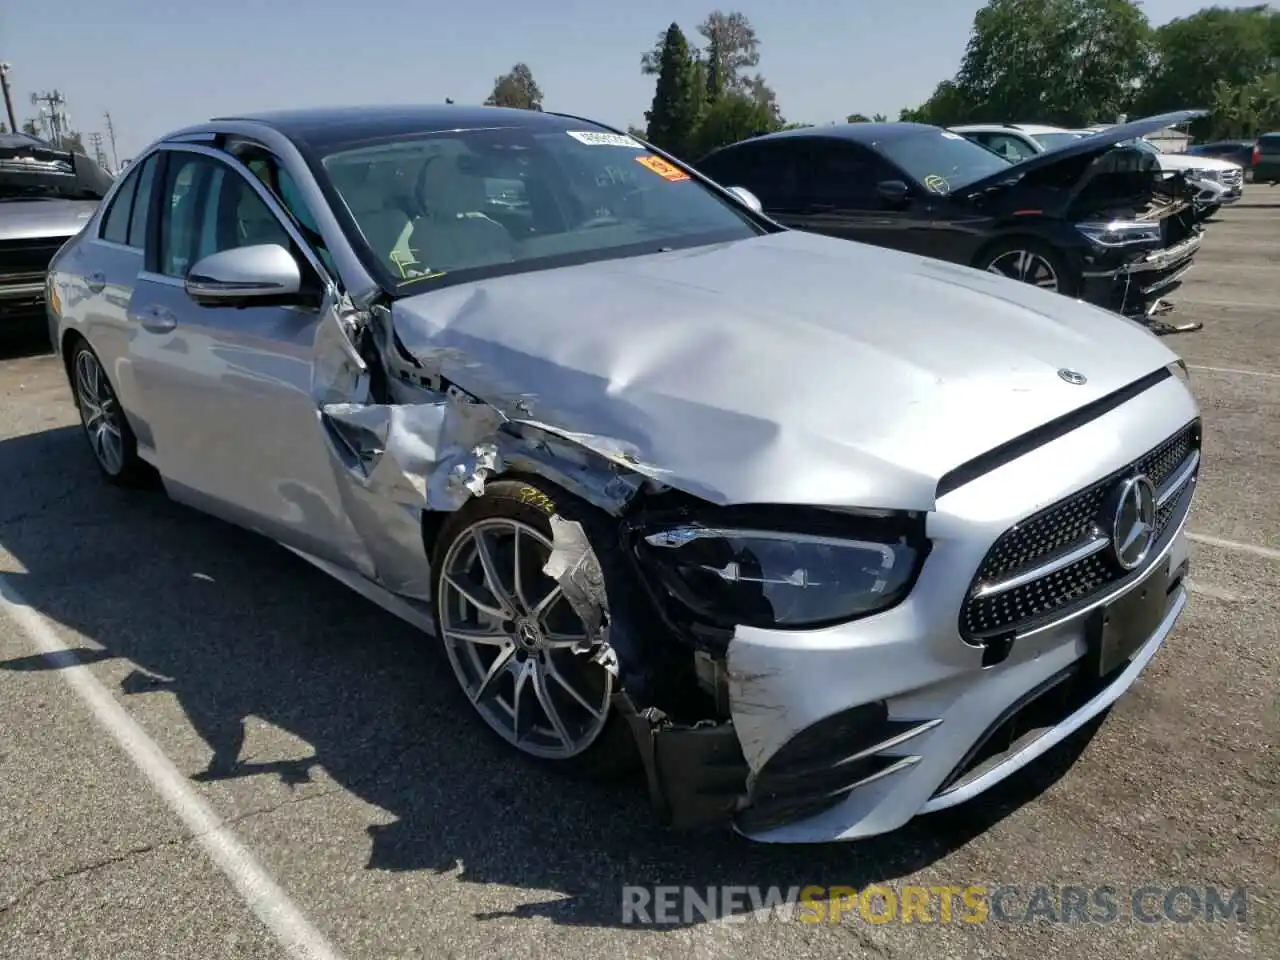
[1252,143,1261,167]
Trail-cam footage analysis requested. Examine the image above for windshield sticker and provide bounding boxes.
[940,131,965,140]
[567,131,645,149]
[922,174,950,193]
[634,154,690,182]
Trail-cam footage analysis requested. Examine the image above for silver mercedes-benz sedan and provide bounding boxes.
[47,105,1200,843]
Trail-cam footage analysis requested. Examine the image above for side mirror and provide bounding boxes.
[876,180,911,206]
[725,185,764,214]
[185,244,303,306]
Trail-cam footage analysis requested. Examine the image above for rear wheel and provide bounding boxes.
[429,478,638,779]
[69,338,151,486]
[976,239,1077,297]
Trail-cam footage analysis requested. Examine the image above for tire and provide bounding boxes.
[975,238,1078,298]
[68,337,152,487]
[429,476,641,780]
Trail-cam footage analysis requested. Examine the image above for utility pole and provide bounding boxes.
[31,89,68,146]
[0,63,17,133]
[88,131,107,168]
[103,110,119,171]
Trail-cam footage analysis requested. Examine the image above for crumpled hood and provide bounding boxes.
[392,230,1178,511]
[0,199,98,242]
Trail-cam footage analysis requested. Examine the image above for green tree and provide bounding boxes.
[1137,5,1280,135]
[846,113,871,123]
[644,23,703,158]
[485,63,544,110]
[690,90,782,157]
[955,0,1152,126]
[899,80,974,125]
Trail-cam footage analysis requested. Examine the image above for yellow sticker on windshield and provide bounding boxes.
[923,174,949,193]
[635,154,690,182]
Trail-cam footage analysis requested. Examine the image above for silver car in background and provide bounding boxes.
[47,105,1200,843]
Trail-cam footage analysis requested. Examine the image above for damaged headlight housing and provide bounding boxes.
[636,524,922,630]
[1075,220,1163,248]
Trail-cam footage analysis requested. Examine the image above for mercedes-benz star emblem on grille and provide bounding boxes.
[1110,475,1158,570]
[1057,368,1087,385]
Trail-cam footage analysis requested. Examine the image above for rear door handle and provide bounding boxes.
[131,305,178,333]
[85,271,106,293]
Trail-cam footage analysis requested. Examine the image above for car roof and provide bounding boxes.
[207,104,612,151]
[739,122,947,147]
[950,123,1071,135]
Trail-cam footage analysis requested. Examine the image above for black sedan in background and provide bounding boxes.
[696,111,1207,331]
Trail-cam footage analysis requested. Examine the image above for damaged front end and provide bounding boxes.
[304,291,939,833]
[304,291,752,828]
[1065,146,1204,330]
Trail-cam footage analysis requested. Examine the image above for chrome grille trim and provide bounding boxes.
[960,421,1200,641]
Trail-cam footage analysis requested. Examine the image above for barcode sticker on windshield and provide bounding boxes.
[567,131,645,148]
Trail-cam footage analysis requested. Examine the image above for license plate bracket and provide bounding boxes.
[1087,559,1170,679]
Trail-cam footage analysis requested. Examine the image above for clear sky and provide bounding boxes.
[2,0,1215,162]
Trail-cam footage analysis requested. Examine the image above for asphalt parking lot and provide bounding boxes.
[1,189,1276,960]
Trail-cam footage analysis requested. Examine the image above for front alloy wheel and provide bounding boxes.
[437,516,614,760]
[985,249,1061,291]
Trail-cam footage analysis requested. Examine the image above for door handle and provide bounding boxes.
[132,305,178,333]
[85,271,106,293]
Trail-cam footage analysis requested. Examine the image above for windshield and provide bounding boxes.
[874,129,1014,193]
[317,125,760,291]
[1031,132,1085,151]
[0,137,114,202]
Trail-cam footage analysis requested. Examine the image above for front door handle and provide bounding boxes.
[85,271,106,293]
[132,305,178,333]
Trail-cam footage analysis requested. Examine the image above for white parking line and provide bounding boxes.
[1187,532,1280,561]
[0,575,348,960]
[1187,364,1280,381]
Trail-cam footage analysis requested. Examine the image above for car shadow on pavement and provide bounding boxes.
[0,325,54,361]
[0,424,1103,930]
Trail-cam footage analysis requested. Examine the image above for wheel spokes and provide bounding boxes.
[438,516,614,759]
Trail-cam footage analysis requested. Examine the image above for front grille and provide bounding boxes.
[961,421,1199,641]
[1220,168,1243,188]
[0,238,64,281]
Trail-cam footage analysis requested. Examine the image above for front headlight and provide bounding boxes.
[1075,219,1163,247]
[635,523,922,630]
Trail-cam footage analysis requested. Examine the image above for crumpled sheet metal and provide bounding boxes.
[542,514,618,676]
[321,396,506,511]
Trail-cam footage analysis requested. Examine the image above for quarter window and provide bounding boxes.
[100,166,139,244]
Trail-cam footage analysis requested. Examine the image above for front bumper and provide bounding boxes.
[0,279,49,324]
[623,376,1200,843]
[1080,230,1202,318]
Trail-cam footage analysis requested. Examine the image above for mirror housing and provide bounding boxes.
[876,179,911,206]
[185,244,303,306]
[726,185,764,214]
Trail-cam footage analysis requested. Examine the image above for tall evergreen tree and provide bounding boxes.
[644,23,701,158]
